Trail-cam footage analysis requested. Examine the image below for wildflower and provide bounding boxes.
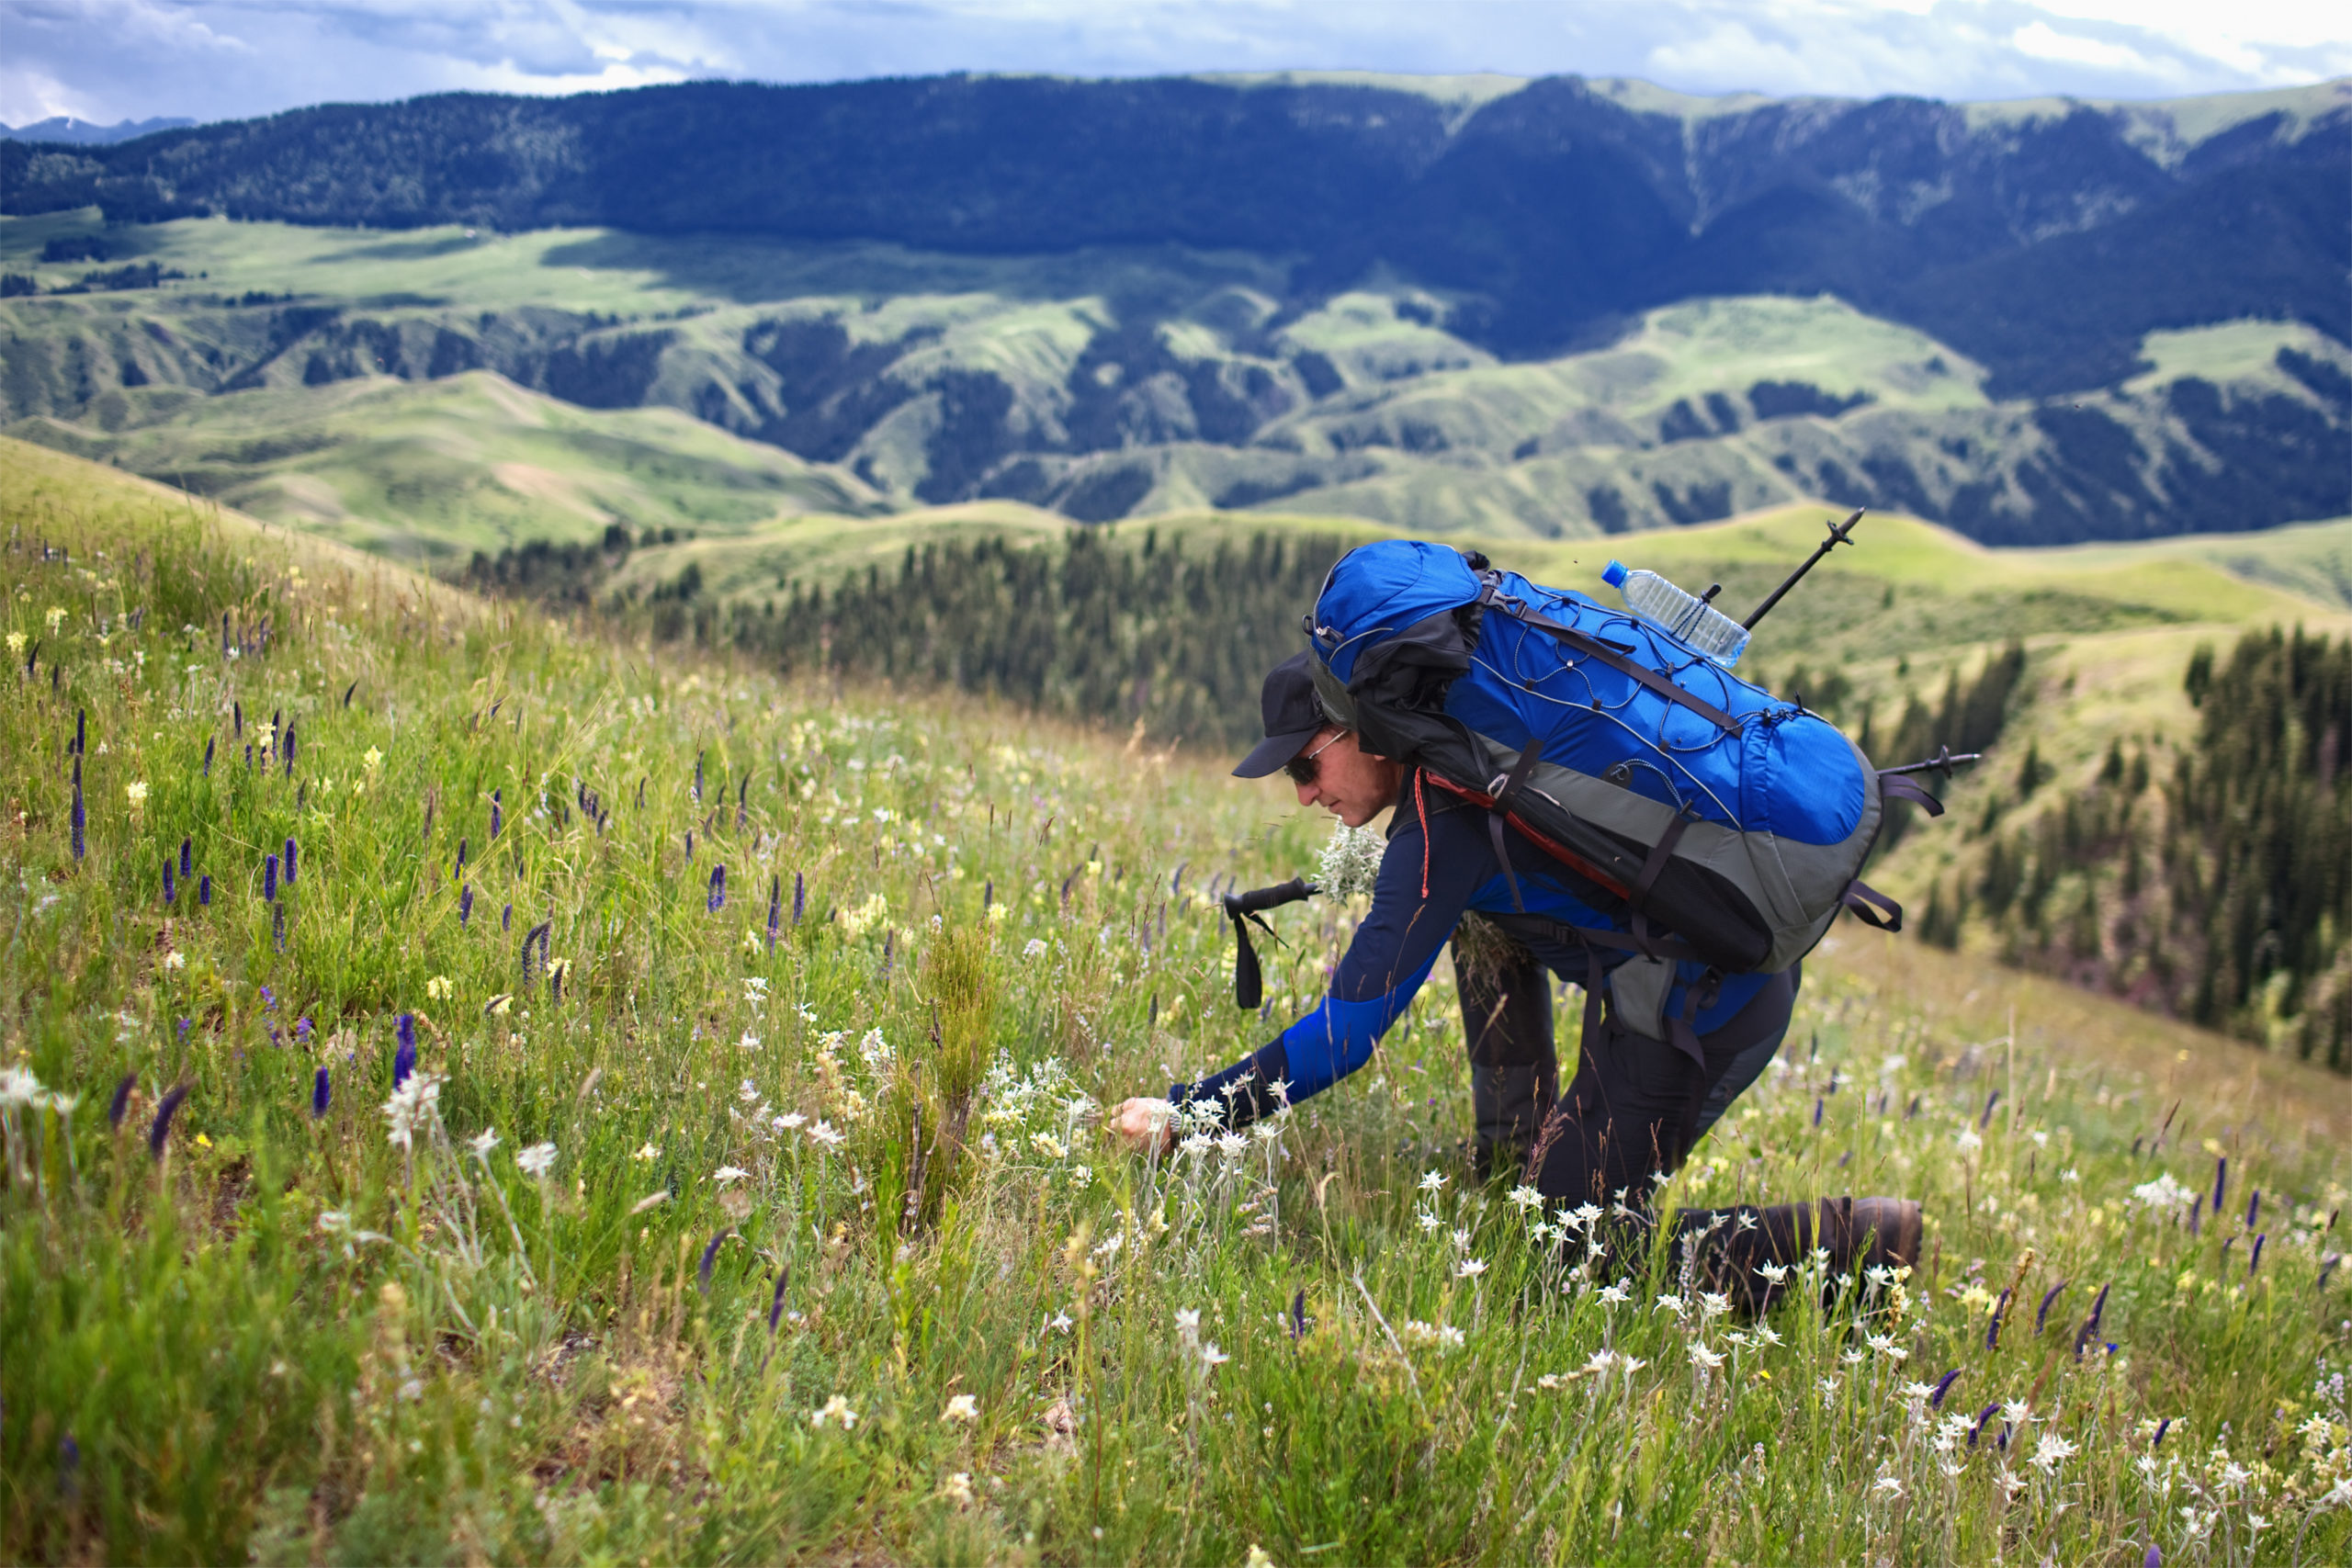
[708,863,726,912]
[1031,1132,1068,1159]
[774,1112,806,1132]
[382,1072,442,1150]
[1455,1258,1489,1279]
[2029,1431,2078,1473]
[283,837,297,885]
[1689,1342,1725,1371]
[125,780,148,814]
[362,746,382,773]
[1930,1368,1962,1408]
[943,1472,975,1506]
[1419,1169,1449,1194]
[1656,1292,1687,1317]
[1866,1333,1909,1361]
[1699,1292,1731,1320]
[810,1395,858,1430]
[425,975,452,1000]
[1416,1211,1442,1232]
[162,950,185,971]
[148,1082,188,1158]
[1871,1474,1905,1500]
[107,1073,136,1128]
[634,1141,660,1160]
[1599,1280,1633,1305]
[459,885,473,926]
[469,1128,500,1158]
[393,1013,417,1087]
[516,1142,557,1178]
[1507,1184,1544,1211]
[1022,938,1047,959]
[807,1120,844,1149]
[713,1165,751,1186]
[942,1393,979,1424]
[311,1066,330,1119]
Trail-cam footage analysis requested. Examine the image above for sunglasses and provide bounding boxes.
[1283,729,1348,787]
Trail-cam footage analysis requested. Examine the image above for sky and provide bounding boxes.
[3,0,2346,129]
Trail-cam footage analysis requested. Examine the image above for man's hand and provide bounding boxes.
[1104,1096,1177,1155]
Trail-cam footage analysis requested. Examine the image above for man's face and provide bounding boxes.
[1291,728,1403,829]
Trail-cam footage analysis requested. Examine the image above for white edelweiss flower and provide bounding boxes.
[1507,1184,1544,1211]
[2002,1399,2032,1426]
[1419,1169,1449,1194]
[943,1471,976,1506]
[713,1165,751,1186]
[1436,1325,1465,1349]
[1871,1474,1905,1499]
[1598,1280,1633,1305]
[810,1395,858,1430]
[807,1120,845,1148]
[1574,1202,1603,1227]
[941,1393,979,1424]
[1688,1343,1725,1371]
[1656,1292,1687,1317]
[633,1141,660,1160]
[1030,1132,1068,1159]
[515,1141,557,1178]
[1416,1211,1442,1232]
[469,1128,501,1158]
[1200,1341,1230,1368]
[1699,1292,1731,1320]
[1455,1258,1489,1279]
[774,1111,807,1132]
[1023,939,1048,959]
[2030,1432,2077,1473]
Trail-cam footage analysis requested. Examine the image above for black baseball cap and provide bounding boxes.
[1233,651,1329,778]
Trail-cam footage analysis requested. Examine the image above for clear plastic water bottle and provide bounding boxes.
[1600,559,1750,666]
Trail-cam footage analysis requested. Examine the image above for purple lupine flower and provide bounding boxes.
[501,902,512,931]
[71,758,84,860]
[697,1227,730,1292]
[767,1267,790,1335]
[107,1073,136,1128]
[283,721,296,774]
[283,837,297,886]
[736,774,747,830]
[982,878,992,914]
[1171,861,1187,897]
[198,874,210,906]
[2152,1417,2171,1449]
[179,837,191,877]
[2144,1547,2160,1568]
[1929,1369,1962,1408]
[243,744,253,771]
[163,862,175,905]
[74,706,85,756]
[233,700,242,737]
[490,787,502,840]
[636,776,646,808]
[2248,1234,2265,1276]
[881,928,894,979]
[1812,1098,1823,1127]
[1148,992,1159,1028]
[260,984,276,1011]
[1980,1089,2000,1128]
[1289,1288,1308,1342]
[2086,1281,2109,1333]
[295,1015,312,1045]
[1967,1403,1999,1448]
[1985,1289,2010,1351]
[766,875,780,947]
[343,680,356,708]
[271,907,288,952]
[455,838,468,877]
[459,884,473,926]
[311,1066,330,1118]
[2245,1189,2259,1229]
[707,863,726,912]
[202,737,213,776]
[684,829,694,863]
[263,852,277,902]
[793,871,806,923]
[394,1013,417,1087]
[149,1082,188,1159]
[694,750,704,803]
[2213,1156,2226,1213]
[2036,1280,2068,1333]
[2188,1194,2201,1235]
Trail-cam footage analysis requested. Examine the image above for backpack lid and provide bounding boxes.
[1309,540,1483,684]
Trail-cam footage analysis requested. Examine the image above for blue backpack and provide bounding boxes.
[1303,539,1926,977]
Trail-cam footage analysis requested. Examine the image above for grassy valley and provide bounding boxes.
[5,441,2349,1564]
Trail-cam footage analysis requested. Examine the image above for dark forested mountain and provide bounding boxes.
[0,117,195,147]
[3,74,2346,540]
[7,75,2346,394]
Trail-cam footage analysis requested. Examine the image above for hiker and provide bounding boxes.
[1104,557,1923,1297]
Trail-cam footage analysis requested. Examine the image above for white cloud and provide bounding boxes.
[1,0,2343,130]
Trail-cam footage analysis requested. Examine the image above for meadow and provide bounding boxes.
[4,441,2348,1565]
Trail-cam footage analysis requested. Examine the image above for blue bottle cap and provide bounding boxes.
[1600,559,1627,589]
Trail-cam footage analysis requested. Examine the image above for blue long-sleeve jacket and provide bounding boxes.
[1174,773,1778,1122]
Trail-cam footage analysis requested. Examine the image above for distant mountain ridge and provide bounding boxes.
[2,117,196,146]
[4,74,2344,397]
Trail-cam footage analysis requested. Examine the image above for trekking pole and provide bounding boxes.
[1880,747,1982,778]
[1742,507,1866,630]
[1224,878,1317,1010]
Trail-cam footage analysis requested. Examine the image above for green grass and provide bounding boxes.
[6,441,2351,1565]
[6,372,886,565]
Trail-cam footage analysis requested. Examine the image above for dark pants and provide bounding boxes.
[1456,950,1798,1209]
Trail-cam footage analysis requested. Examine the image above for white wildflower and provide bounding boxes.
[381,1072,444,1151]
[943,1471,975,1506]
[808,1119,845,1149]
[1419,1168,1448,1193]
[516,1141,557,1178]
[1689,1342,1725,1371]
[468,1128,500,1158]
[2030,1432,2077,1473]
[712,1165,750,1186]
[1455,1258,1488,1279]
[1316,821,1385,899]
[811,1394,859,1429]
[1023,938,1048,959]
[941,1393,979,1424]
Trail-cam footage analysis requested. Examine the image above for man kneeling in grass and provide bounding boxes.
[1105,652,1920,1304]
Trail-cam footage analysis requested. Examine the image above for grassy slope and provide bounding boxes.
[6,439,2350,1566]
[10,210,2342,543]
[7,372,888,565]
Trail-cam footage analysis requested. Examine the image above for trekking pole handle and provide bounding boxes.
[1741,507,1866,631]
[1223,877,1318,917]
[1880,748,1983,778]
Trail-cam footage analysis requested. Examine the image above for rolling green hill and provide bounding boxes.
[5,205,2346,545]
